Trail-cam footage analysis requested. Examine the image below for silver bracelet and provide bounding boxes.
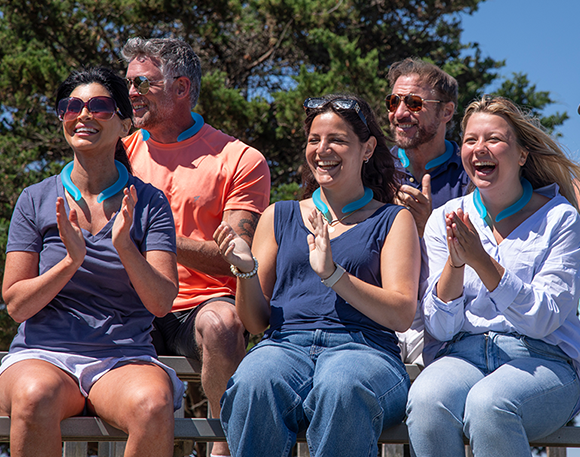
[230,256,259,279]
[321,263,346,288]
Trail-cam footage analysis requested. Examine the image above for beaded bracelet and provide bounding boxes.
[230,256,259,279]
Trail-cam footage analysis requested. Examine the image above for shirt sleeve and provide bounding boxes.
[489,208,580,339]
[6,188,43,253]
[421,202,468,341]
[133,182,176,254]
[223,144,271,214]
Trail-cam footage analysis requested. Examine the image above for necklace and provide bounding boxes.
[141,112,204,142]
[473,177,533,224]
[398,139,454,171]
[61,160,129,203]
[312,187,374,231]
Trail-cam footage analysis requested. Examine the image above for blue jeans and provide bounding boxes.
[406,332,580,457]
[220,329,410,457]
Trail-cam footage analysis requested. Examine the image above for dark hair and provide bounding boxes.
[388,57,458,110]
[122,37,202,109]
[55,67,133,173]
[301,94,401,204]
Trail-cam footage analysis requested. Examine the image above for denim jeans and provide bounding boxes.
[406,332,580,457]
[220,329,410,457]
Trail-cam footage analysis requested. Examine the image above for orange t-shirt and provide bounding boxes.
[124,123,270,311]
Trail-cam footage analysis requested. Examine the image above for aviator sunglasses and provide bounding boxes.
[57,96,121,121]
[125,75,181,95]
[385,93,442,112]
[125,76,164,95]
[304,97,369,131]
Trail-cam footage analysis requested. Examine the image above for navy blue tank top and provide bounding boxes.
[266,200,403,355]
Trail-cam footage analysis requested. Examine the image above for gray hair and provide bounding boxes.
[122,37,202,108]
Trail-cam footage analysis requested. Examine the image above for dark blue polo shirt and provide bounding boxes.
[391,141,470,210]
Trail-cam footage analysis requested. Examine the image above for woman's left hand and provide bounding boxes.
[447,208,487,268]
[112,185,137,251]
[307,209,335,279]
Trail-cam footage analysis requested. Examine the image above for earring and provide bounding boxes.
[364,158,370,164]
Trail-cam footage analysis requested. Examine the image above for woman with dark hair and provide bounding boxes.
[0,67,182,457]
[406,96,580,456]
[213,94,420,456]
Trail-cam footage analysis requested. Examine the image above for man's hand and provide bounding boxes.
[397,174,432,237]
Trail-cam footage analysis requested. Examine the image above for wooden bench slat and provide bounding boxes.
[0,416,576,447]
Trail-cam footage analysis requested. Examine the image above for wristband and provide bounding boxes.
[321,263,346,288]
[230,256,258,279]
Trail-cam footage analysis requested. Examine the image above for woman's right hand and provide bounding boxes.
[213,221,255,273]
[56,197,86,267]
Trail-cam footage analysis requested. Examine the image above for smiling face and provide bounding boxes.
[305,111,375,190]
[126,56,175,131]
[461,112,528,192]
[388,74,447,151]
[62,83,131,156]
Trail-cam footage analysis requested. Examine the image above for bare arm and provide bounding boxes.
[177,209,261,276]
[213,204,277,334]
[308,208,421,332]
[112,186,178,317]
[3,198,86,323]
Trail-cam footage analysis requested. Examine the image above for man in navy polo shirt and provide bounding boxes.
[386,58,470,365]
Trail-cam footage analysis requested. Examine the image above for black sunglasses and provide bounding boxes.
[304,97,369,131]
[385,93,442,112]
[57,96,120,121]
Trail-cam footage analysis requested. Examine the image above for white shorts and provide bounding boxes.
[0,349,184,410]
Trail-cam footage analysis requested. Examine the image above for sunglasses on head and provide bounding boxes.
[303,97,369,131]
[385,93,442,112]
[57,96,121,121]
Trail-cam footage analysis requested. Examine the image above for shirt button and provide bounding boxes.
[409,177,415,183]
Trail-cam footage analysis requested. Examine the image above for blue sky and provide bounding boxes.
[460,2,580,454]
[459,0,580,162]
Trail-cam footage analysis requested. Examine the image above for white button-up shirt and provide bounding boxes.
[422,185,580,373]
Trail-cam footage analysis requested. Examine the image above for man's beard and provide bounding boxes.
[391,115,441,150]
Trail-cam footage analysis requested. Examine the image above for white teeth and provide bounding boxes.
[132,104,146,110]
[474,161,495,167]
[74,127,97,133]
[317,161,339,167]
[397,124,415,129]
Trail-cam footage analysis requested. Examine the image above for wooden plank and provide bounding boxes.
[0,416,577,448]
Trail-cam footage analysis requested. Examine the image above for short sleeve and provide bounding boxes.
[132,179,177,254]
[7,188,43,253]
[223,144,271,214]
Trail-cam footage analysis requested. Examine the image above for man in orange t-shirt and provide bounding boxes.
[122,38,270,456]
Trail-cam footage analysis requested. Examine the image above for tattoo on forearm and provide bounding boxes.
[237,213,261,246]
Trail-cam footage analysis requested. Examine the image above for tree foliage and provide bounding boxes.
[0,0,569,347]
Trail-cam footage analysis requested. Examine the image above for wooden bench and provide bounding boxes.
[0,352,575,456]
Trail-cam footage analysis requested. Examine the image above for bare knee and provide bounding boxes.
[124,385,174,431]
[195,303,245,351]
[9,375,75,425]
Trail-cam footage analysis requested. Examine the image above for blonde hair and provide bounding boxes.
[462,96,580,211]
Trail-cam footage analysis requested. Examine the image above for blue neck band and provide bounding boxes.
[141,112,204,142]
[61,160,129,204]
[474,177,533,224]
[312,187,374,223]
[398,139,454,171]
